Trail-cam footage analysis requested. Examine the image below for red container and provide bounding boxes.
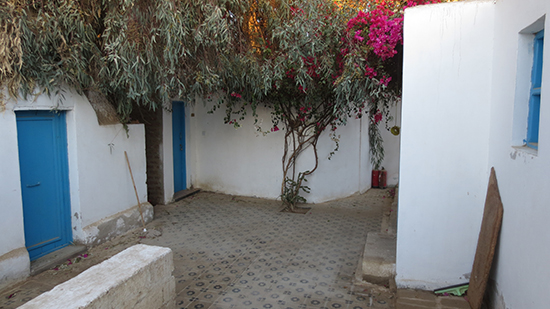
[372,170,380,188]
[379,170,387,189]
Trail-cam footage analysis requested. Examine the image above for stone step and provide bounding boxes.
[30,245,87,276]
[360,232,397,284]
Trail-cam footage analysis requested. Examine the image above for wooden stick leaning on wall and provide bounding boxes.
[125,151,147,231]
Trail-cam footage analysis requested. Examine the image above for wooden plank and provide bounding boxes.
[468,167,504,309]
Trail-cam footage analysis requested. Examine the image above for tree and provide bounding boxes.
[0,0,448,211]
[196,0,409,210]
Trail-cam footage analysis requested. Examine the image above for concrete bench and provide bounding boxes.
[19,244,175,309]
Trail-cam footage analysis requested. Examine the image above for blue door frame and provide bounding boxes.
[16,110,72,261]
[172,101,187,192]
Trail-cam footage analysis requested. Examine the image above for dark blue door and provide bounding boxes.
[16,110,71,261]
[172,101,187,192]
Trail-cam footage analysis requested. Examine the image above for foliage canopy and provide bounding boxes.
[0,0,449,209]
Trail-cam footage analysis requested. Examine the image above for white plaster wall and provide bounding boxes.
[486,1,550,308]
[68,93,147,238]
[1,89,146,248]
[0,96,31,288]
[380,100,401,186]
[399,1,550,307]
[188,101,285,200]
[162,108,175,204]
[184,99,372,203]
[0,104,27,256]
[300,115,371,202]
[397,1,495,289]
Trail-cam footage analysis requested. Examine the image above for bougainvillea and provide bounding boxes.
[0,0,451,211]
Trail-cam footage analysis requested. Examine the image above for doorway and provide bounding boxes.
[16,110,72,261]
[172,101,187,193]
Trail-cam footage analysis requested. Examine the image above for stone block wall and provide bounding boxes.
[132,107,165,205]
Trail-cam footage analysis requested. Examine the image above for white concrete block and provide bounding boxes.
[19,244,175,309]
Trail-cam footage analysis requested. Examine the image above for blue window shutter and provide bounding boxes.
[527,30,544,149]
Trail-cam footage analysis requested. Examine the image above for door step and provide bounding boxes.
[30,245,87,276]
[173,188,201,201]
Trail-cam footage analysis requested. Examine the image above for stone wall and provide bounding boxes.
[132,106,165,205]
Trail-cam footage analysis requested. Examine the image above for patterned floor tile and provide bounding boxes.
[140,190,391,308]
[0,189,394,309]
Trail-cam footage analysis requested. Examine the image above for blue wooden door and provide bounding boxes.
[172,101,187,192]
[16,111,71,261]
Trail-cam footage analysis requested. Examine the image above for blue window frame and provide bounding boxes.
[526,30,544,150]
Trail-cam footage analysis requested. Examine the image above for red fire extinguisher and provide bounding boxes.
[379,169,387,189]
[372,170,380,188]
[372,169,387,189]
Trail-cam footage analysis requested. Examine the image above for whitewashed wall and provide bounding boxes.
[186,101,372,203]
[399,0,550,308]
[380,100,401,186]
[162,108,175,204]
[398,0,495,289]
[487,1,550,308]
[0,100,30,289]
[0,90,147,288]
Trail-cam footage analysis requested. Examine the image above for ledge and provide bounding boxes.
[512,145,538,157]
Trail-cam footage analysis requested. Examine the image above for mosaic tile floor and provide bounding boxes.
[141,190,393,309]
[0,190,394,309]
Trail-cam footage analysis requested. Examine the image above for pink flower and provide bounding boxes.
[354,30,364,42]
[286,69,296,79]
[230,92,242,98]
[379,76,392,86]
[271,126,280,132]
[365,66,377,78]
[374,112,383,124]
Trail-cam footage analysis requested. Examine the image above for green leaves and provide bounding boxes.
[1,0,401,204]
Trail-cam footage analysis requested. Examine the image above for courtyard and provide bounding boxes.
[0,190,395,309]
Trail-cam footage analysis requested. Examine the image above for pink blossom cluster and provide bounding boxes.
[297,106,312,122]
[346,6,403,61]
[286,68,296,80]
[374,111,383,124]
[379,76,392,86]
[365,65,377,78]
[302,56,319,78]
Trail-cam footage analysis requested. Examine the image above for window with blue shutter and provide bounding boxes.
[526,30,544,150]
